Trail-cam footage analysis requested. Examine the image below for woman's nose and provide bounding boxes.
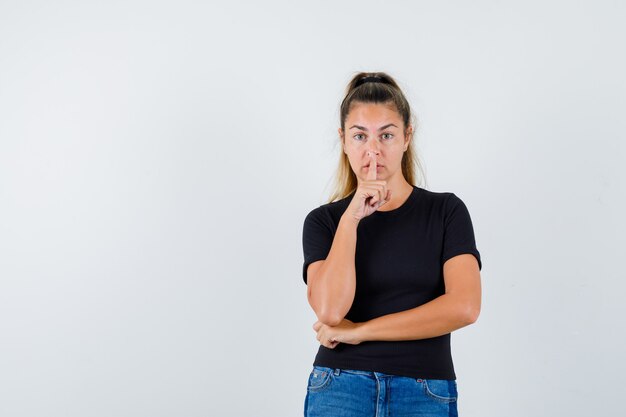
[367,144,380,155]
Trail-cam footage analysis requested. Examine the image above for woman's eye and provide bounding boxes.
[382,133,393,140]
[354,134,365,141]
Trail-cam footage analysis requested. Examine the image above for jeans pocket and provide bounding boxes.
[418,379,458,403]
[307,366,333,392]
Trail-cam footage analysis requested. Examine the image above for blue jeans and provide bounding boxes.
[304,366,458,417]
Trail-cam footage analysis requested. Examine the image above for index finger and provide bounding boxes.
[367,152,377,181]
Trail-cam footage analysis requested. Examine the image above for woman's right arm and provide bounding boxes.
[306,152,389,326]
[306,213,360,327]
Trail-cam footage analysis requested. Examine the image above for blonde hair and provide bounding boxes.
[327,71,427,203]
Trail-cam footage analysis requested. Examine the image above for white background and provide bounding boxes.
[1,1,624,416]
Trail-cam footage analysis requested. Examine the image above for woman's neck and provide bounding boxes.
[375,179,413,212]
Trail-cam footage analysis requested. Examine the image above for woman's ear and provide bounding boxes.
[404,125,413,150]
[338,128,345,152]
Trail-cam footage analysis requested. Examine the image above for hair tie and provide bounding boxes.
[356,75,383,87]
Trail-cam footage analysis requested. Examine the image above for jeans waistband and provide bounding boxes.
[314,366,398,378]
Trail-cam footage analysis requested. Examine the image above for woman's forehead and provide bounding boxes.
[346,102,403,125]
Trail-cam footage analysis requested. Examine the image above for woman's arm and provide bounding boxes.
[313,254,481,346]
[307,213,360,327]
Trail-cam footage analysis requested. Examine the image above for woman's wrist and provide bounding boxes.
[340,212,361,227]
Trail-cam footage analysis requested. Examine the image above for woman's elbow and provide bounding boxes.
[465,305,480,324]
[309,294,344,326]
[318,309,344,327]
[456,298,480,325]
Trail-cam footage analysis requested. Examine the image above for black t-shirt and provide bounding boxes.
[301,185,482,380]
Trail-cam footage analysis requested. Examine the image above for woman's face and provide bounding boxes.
[339,102,412,183]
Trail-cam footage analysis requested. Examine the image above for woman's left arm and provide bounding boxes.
[313,254,481,346]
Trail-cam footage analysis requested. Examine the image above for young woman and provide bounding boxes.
[301,72,482,417]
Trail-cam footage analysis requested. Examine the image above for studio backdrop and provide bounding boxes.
[1,1,624,416]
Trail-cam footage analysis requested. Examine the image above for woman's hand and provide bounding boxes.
[313,318,364,349]
[345,152,392,221]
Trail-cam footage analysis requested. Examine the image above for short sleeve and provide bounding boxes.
[302,207,335,284]
[441,193,482,271]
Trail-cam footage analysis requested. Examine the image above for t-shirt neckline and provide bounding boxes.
[371,185,418,217]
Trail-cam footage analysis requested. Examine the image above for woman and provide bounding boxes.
[301,72,482,417]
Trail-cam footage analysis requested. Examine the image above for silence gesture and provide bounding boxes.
[345,151,392,221]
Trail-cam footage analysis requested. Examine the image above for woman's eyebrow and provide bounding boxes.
[349,123,398,131]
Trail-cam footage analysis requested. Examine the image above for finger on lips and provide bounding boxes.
[366,152,380,206]
[367,151,377,181]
